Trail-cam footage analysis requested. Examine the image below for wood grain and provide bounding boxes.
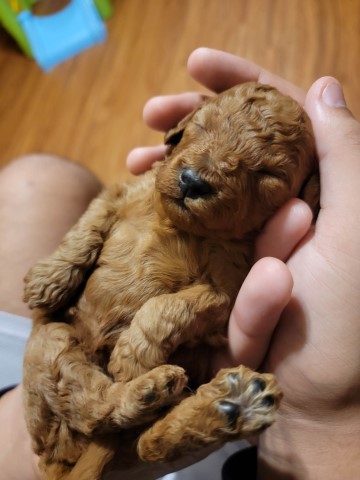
[0,0,359,184]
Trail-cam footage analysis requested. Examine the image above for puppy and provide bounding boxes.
[23,82,319,479]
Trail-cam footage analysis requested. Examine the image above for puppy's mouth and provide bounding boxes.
[174,197,189,210]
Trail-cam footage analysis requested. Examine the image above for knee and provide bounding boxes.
[0,154,103,201]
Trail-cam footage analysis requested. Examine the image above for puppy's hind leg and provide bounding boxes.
[54,442,115,480]
[38,442,114,480]
[24,323,188,441]
[137,366,282,462]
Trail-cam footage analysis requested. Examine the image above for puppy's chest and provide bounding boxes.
[78,214,252,356]
[106,221,200,292]
[81,218,205,325]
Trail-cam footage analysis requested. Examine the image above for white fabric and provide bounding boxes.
[0,311,32,389]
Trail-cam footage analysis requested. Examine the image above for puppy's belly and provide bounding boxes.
[74,217,199,351]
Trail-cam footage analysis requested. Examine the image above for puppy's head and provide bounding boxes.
[155,82,318,239]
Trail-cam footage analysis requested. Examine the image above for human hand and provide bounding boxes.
[127,47,313,376]
[0,385,40,480]
[257,77,360,479]
[127,48,360,479]
[103,222,306,480]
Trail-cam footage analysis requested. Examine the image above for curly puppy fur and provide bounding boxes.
[23,83,319,479]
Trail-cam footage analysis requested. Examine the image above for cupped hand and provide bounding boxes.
[126,47,314,376]
[103,201,311,480]
[127,48,360,479]
[126,48,306,174]
[258,77,360,479]
[262,77,360,414]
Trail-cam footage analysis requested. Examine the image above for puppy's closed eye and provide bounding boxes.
[256,167,292,207]
[257,168,287,181]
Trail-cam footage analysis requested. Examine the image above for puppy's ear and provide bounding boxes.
[164,109,198,147]
[299,168,320,220]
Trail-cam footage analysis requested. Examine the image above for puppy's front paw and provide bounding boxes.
[24,260,80,311]
[209,366,282,437]
[138,365,188,408]
[112,365,188,427]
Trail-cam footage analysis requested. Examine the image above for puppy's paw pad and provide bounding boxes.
[251,378,266,394]
[142,365,187,406]
[143,390,158,405]
[211,367,282,435]
[218,400,241,428]
[260,394,276,408]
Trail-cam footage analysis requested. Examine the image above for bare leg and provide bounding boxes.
[0,154,102,317]
[0,154,102,480]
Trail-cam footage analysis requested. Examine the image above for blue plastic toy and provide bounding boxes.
[0,0,112,71]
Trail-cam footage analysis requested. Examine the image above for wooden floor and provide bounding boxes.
[0,0,359,184]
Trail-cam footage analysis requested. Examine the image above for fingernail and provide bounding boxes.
[322,81,347,108]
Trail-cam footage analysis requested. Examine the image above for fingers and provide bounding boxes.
[212,258,293,372]
[128,92,208,174]
[305,77,360,274]
[255,199,313,261]
[305,77,360,211]
[212,198,312,373]
[143,92,208,131]
[126,145,166,175]
[187,48,306,105]
[142,48,306,133]
[112,195,308,373]
[128,48,308,175]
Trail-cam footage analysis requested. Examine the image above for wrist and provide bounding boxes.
[257,406,360,480]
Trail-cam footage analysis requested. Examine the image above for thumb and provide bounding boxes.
[305,77,360,210]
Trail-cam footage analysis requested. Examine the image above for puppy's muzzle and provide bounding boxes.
[179,168,213,200]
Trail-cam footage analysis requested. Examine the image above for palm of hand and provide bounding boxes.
[266,168,360,417]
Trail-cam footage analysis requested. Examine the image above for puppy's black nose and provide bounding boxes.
[179,168,213,199]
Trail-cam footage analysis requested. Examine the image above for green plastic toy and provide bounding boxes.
[0,1,34,56]
[0,0,112,60]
